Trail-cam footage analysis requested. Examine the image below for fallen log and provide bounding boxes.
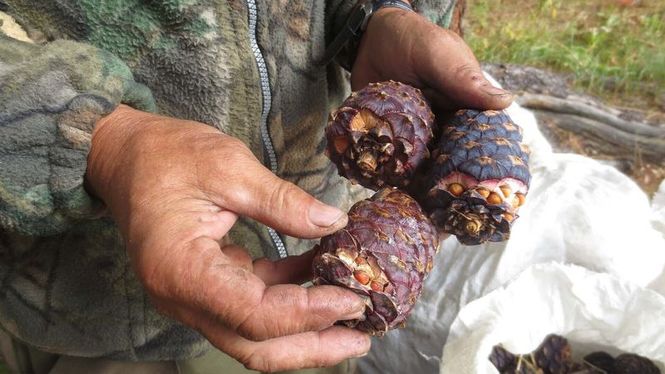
[483,63,665,161]
[517,93,665,139]
[531,110,665,159]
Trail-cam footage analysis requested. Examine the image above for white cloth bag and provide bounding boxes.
[441,263,665,373]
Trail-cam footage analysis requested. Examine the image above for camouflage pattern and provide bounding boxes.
[0,0,456,361]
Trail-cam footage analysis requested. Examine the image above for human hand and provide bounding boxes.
[351,6,513,111]
[85,105,370,372]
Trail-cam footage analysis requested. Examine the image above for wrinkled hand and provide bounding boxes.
[85,105,370,372]
[352,7,513,111]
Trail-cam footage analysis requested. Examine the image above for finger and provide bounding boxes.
[253,250,317,286]
[152,301,370,372]
[205,140,348,239]
[417,30,514,111]
[159,237,365,341]
[234,171,348,238]
[428,64,514,111]
[232,284,366,341]
[209,325,370,373]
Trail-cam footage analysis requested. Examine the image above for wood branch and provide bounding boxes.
[517,93,665,138]
[514,92,665,159]
[531,111,665,159]
[484,63,664,193]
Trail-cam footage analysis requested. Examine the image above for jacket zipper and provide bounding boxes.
[246,0,288,259]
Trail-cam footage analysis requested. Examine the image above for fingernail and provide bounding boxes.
[309,201,346,227]
[482,85,513,97]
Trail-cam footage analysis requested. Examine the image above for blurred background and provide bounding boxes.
[463,0,665,195]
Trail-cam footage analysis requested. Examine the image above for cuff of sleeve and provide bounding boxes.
[0,36,156,235]
[326,0,457,70]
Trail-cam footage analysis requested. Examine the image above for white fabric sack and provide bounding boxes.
[652,181,665,237]
[358,77,665,374]
[441,263,665,373]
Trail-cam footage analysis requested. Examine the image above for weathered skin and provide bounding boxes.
[326,81,434,191]
[312,188,439,335]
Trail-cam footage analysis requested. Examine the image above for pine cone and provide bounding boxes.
[422,109,530,245]
[613,353,660,374]
[490,336,660,374]
[532,334,574,374]
[325,81,434,191]
[569,363,605,374]
[583,351,615,373]
[312,188,438,335]
[490,345,518,372]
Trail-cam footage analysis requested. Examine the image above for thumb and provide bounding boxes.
[424,65,514,111]
[210,155,347,239]
[414,29,514,111]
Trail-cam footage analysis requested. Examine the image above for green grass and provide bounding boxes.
[466,0,665,110]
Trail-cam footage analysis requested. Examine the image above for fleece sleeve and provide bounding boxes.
[325,0,458,67]
[0,35,156,236]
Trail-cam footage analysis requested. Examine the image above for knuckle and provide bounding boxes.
[242,352,274,372]
[304,291,331,327]
[454,63,484,84]
[221,157,250,178]
[206,134,248,167]
[235,310,269,342]
[235,286,309,341]
[236,323,266,342]
[453,62,478,77]
[180,128,228,159]
[217,136,253,162]
[199,137,259,203]
[269,178,295,201]
[310,357,329,369]
[225,140,257,160]
[265,180,304,215]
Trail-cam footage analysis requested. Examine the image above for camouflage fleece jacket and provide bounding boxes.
[0,0,456,361]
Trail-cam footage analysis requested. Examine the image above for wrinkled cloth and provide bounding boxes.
[0,0,457,361]
[441,263,665,373]
[358,78,665,374]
